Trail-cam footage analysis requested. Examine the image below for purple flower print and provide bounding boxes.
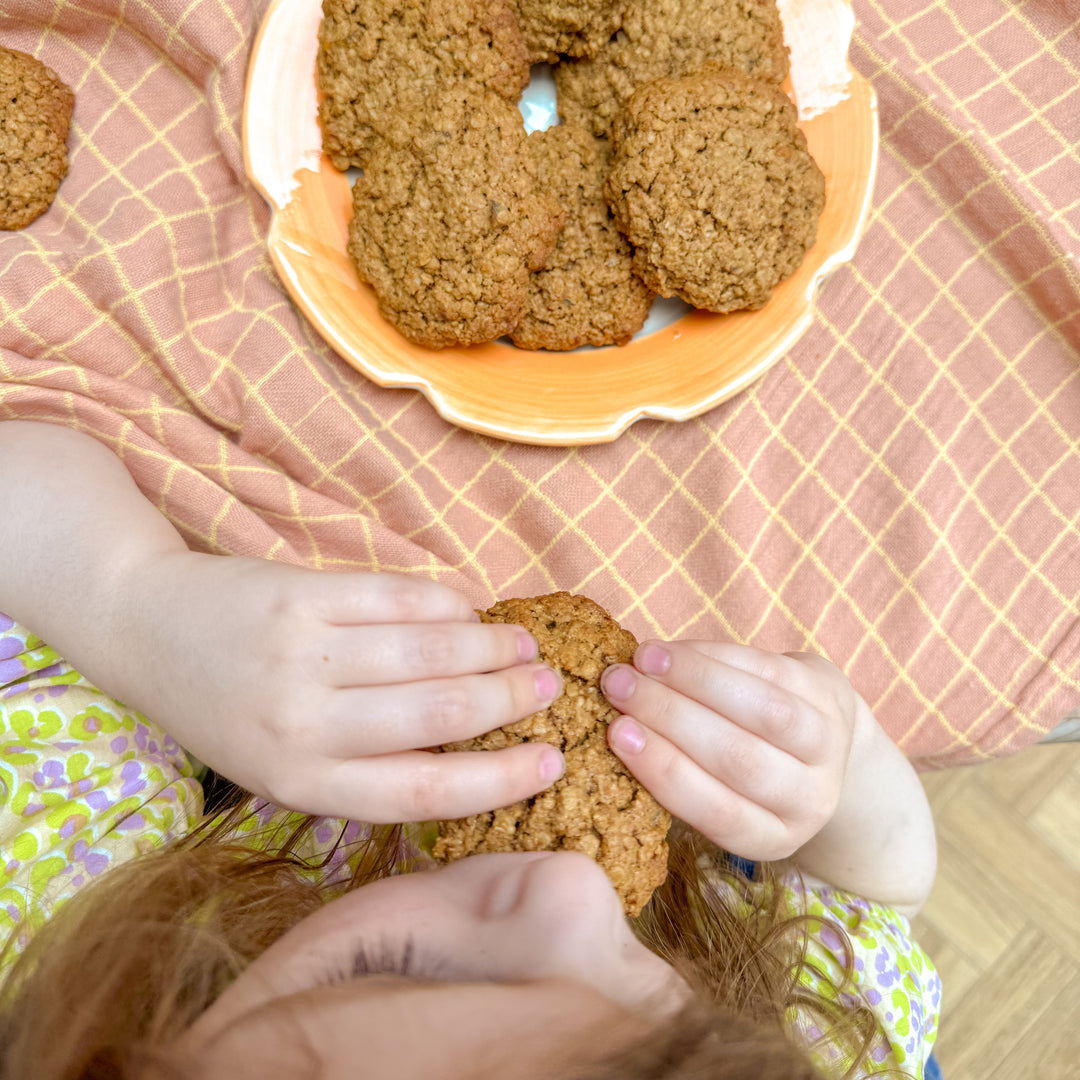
[119,760,147,799]
[874,946,902,987]
[58,814,88,840]
[69,839,109,877]
[111,735,128,754]
[0,657,29,685]
[819,924,843,952]
[86,789,115,812]
[0,612,15,632]
[32,759,65,789]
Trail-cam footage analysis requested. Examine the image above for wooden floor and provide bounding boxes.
[911,742,1080,1080]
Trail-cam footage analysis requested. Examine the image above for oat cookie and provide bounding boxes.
[554,0,788,138]
[347,87,563,348]
[512,123,653,350]
[433,593,671,917]
[0,47,74,231]
[605,65,825,313]
[317,0,530,170]
[506,0,628,63]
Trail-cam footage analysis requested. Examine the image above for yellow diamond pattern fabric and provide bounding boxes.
[0,0,1077,767]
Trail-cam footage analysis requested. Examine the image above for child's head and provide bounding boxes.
[0,816,867,1079]
[178,850,684,1076]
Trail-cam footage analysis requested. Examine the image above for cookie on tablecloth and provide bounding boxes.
[554,0,788,138]
[512,122,653,350]
[0,47,74,230]
[605,65,825,313]
[434,592,671,917]
[347,86,564,348]
[317,0,530,170]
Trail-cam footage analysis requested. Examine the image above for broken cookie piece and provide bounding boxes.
[512,122,654,350]
[434,592,671,917]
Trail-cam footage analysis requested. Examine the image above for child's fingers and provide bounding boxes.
[316,622,538,686]
[601,664,813,816]
[606,717,791,860]
[314,743,566,824]
[309,572,480,626]
[318,664,562,757]
[616,642,831,763]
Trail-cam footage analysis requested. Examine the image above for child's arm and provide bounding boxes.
[0,420,565,823]
[600,642,936,916]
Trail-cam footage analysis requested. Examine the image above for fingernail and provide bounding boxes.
[602,665,636,701]
[610,717,646,755]
[517,631,539,663]
[637,643,671,677]
[539,747,565,783]
[534,667,561,701]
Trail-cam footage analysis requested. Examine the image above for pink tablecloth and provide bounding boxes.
[1,0,1077,766]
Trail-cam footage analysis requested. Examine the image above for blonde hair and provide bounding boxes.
[0,806,877,1080]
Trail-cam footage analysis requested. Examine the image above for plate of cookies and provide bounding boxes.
[244,0,877,445]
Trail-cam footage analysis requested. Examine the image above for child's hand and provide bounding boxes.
[600,642,857,861]
[110,553,565,824]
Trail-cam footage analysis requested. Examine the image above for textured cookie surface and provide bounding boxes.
[0,47,74,231]
[506,0,628,63]
[512,123,653,350]
[347,87,563,349]
[434,593,671,917]
[605,65,825,313]
[554,0,788,138]
[317,0,530,170]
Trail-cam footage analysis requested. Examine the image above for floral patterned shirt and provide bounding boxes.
[0,615,939,1077]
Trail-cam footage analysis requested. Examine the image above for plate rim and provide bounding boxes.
[244,0,880,446]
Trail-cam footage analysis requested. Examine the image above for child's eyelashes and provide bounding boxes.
[318,936,444,986]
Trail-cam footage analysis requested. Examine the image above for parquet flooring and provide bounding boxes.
[912,744,1080,1080]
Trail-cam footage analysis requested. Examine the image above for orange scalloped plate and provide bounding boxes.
[244,0,878,446]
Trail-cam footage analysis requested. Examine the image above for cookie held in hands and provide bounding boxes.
[0,47,74,231]
[605,64,826,313]
[434,593,671,917]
